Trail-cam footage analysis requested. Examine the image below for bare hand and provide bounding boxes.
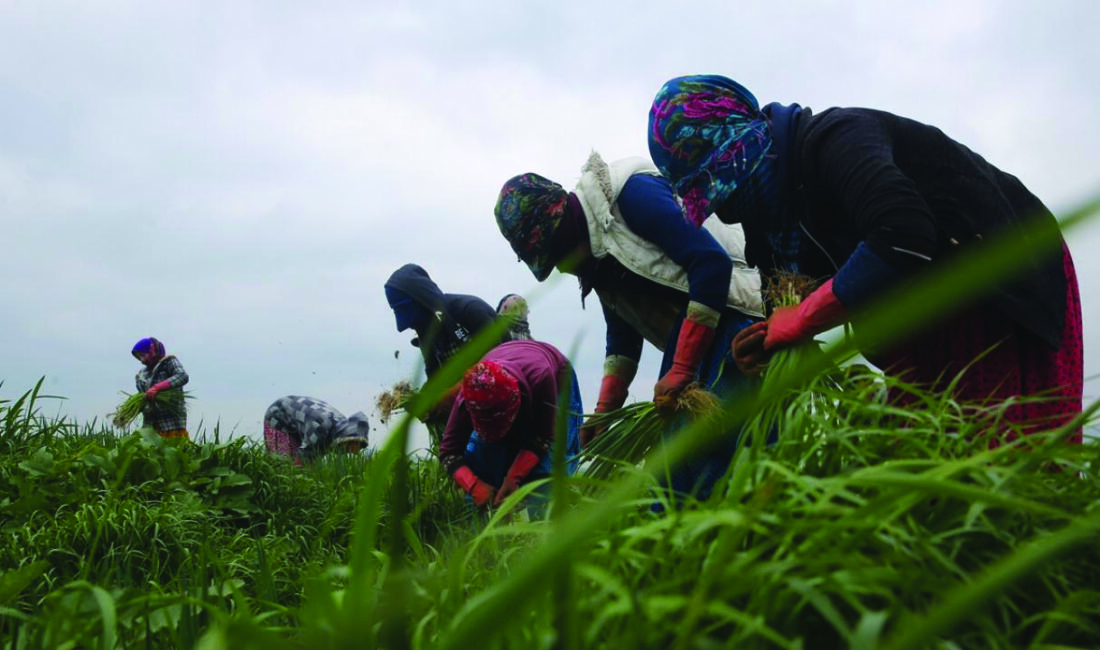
[732,321,770,376]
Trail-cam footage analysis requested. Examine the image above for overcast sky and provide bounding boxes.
[2,0,1099,451]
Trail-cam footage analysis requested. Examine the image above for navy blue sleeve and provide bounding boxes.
[615,174,732,312]
[832,241,904,307]
[602,302,644,361]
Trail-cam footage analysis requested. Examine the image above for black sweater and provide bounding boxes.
[747,105,1066,348]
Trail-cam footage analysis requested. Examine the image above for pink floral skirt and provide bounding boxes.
[873,244,1083,443]
[264,423,303,462]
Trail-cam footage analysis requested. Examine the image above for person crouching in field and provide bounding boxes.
[439,340,582,519]
[132,337,190,440]
[263,396,370,464]
[647,74,1082,441]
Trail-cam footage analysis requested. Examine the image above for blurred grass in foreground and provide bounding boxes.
[1,191,1098,648]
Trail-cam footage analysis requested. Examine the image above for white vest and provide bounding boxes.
[574,153,764,318]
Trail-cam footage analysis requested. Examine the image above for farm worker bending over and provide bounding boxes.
[439,340,582,519]
[496,293,533,341]
[384,263,518,424]
[493,151,764,502]
[647,75,1082,440]
[263,396,369,463]
[131,337,190,440]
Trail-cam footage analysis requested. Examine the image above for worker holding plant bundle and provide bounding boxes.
[131,337,190,439]
[493,152,765,501]
[438,339,582,518]
[263,396,369,463]
[647,74,1082,439]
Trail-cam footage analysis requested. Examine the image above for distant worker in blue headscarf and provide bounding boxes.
[131,336,190,439]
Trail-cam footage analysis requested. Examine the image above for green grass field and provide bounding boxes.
[4,196,1100,648]
[3,361,1099,649]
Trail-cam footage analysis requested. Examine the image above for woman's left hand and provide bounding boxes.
[493,477,520,506]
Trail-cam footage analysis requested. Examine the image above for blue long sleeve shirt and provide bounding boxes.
[601,174,734,362]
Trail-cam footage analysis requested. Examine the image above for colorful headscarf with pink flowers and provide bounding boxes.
[647,75,773,228]
[494,174,571,281]
[461,360,521,443]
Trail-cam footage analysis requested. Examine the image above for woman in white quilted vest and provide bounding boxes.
[493,152,765,503]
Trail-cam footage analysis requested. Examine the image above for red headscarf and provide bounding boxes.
[461,361,521,442]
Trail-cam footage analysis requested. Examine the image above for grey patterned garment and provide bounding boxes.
[135,355,189,432]
[264,395,369,455]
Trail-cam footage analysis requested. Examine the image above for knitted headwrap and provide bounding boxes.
[494,173,573,281]
[461,360,521,442]
[647,74,773,228]
[496,294,529,320]
[497,294,532,341]
[131,337,166,361]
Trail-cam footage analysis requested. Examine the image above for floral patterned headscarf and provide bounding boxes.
[461,361,521,443]
[494,173,571,281]
[647,75,773,228]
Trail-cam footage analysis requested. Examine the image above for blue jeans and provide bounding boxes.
[655,311,768,506]
[463,368,583,519]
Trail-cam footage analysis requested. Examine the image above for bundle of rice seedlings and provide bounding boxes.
[110,389,191,429]
[375,380,414,424]
[744,271,835,443]
[375,380,447,453]
[581,384,720,482]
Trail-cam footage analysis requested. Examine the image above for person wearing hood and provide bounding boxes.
[493,151,765,502]
[438,339,581,518]
[384,264,509,377]
[131,337,190,439]
[385,263,521,427]
[647,74,1082,439]
[497,293,533,341]
[263,395,369,463]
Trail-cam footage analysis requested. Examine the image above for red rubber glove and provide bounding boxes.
[764,279,849,351]
[654,318,716,413]
[452,465,495,507]
[731,321,770,376]
[580,374,630,448]
[494,449,541,506]
[145,380,172,399]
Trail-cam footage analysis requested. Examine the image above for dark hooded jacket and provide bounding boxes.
[748,103,1066,348]
[385,264,505,376]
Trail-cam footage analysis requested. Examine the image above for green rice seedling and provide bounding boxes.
[110,388,191,429]
[581,384,721,483]
[743,272,840,446]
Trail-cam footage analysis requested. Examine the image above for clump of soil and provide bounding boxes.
[376,380,414,424]
[676,383,721,417]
